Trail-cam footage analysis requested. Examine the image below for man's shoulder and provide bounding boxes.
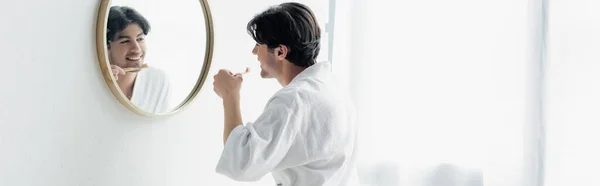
[267,82,341,107]
[140,67,170,84]
[267,86,300,103]
[142,67,167,77]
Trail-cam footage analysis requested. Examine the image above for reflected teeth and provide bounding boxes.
[127,57,141,60]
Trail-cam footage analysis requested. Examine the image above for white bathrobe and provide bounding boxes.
[130,67,171,114]
[216,61,359,186]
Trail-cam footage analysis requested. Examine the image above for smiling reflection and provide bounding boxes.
[107,6,172,114]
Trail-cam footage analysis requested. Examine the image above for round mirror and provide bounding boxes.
[95,0,213,116]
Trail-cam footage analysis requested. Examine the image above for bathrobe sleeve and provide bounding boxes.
[215,92,308,181]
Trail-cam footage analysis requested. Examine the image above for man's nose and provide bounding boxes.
[130,41,142,53]
[252,45,258,55]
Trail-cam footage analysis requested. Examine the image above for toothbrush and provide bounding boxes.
[123,64,148,72]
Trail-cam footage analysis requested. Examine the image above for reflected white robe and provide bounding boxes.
[216,61,359,186]
[131,67,171,114]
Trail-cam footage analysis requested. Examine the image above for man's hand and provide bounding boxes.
[213,69,244,99]
[110,65,126,80]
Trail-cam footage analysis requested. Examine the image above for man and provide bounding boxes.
[107,6,171,114]
[213,2,359,185]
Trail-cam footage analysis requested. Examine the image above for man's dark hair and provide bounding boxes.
[106,6,151,45]
[247,2,321,67]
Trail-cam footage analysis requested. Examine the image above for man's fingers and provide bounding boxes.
[111,65,126,76]
[111,69,120,80]
[111,71,117,76]
[218,69,231,75]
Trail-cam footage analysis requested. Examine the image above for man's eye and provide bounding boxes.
[120,40,129,44]
[137,38,145,42]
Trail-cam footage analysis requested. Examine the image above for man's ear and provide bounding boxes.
[275,45,289,60]
[106,43,112,56]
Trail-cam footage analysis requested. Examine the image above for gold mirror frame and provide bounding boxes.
[95,0,214,117]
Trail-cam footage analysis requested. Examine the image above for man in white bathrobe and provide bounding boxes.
[212,2,359,186]
[107,6,171,114]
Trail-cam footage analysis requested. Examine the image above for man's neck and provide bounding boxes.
[277,62,308,87]
[116,73,138,99]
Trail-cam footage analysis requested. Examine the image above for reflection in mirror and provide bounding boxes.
[107,6,171,114]
[99,0,211,115]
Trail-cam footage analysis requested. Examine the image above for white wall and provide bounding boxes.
[0,0,327,185]
[545,0,600,186]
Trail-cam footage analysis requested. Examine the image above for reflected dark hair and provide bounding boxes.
[106,6,150,45]
[247,2,321,67]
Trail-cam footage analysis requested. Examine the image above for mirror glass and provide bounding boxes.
[97,0,212,116]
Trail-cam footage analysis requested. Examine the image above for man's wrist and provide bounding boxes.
[223,92,241,103]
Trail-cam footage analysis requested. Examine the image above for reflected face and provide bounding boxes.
[252,43,279,78]
[108,23,146,72]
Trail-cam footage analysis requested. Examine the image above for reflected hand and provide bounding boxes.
[110,65,126,80]
[213,69,243,99]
